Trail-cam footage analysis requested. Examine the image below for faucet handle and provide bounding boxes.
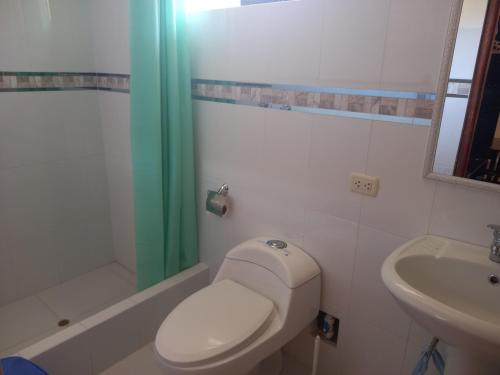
[487,224,500,239]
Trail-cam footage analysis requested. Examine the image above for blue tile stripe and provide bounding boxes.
[192,79,435,126]
[0,72,130,93]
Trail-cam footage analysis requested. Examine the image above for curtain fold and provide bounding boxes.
[130,0,198,290]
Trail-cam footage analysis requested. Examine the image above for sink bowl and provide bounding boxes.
[382,235,500,375]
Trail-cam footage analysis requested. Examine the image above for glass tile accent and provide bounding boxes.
[192,79,435,125]
[0,72,130,93]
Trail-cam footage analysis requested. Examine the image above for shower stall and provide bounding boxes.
[0,0,136,355]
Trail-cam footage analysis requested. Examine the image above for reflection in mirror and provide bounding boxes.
[433,0,500,184]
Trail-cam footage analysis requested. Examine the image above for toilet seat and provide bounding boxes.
[155,279,275,366]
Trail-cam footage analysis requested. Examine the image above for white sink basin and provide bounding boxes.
[382,235,500,375]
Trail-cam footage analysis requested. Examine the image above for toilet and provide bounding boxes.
[154,238,321,375]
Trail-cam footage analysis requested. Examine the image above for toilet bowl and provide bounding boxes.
[154,238,321,375]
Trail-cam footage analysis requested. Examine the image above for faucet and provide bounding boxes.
[487,224,500,263]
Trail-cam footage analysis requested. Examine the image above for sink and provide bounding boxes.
[381,235,500,375]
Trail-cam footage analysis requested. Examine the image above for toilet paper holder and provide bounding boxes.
[206,183,230,217]
[216,183,229,197]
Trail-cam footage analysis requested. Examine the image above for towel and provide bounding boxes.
[0,357,49,375]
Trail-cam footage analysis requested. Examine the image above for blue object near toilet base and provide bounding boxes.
[0,357,49,375]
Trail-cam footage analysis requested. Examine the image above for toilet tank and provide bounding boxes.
[218,238,320,289]
[213,238,321,330]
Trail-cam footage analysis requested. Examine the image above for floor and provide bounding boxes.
[100,343,308,375]
[0,263,136,357]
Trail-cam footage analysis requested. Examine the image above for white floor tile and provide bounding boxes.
[0,262,136,357]
[0,296,58,353]
[100,344,163,375]
[38,264,136,321]
[105,262,136,286]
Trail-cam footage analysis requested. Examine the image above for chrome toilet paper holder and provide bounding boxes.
[217,183,229,197]
[206,183,229,217]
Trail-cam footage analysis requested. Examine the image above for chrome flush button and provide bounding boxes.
[488,274,499,285]
[266,239,288,250]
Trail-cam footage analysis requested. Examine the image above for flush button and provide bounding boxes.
[266,239,288,250]
[488,274,499,285]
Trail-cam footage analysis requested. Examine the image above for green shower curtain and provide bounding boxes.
[130,0,198,290]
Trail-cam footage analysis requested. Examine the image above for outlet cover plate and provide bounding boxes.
[350,173,379,197]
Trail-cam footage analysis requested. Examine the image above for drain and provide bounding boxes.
[58,319,70,327]
[488,274,499,285]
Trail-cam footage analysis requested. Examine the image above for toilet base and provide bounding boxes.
[246,351,282,375]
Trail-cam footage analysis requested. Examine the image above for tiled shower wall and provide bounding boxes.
[90,0,135,273]
[189,1,500,374]
[0,0,134,306]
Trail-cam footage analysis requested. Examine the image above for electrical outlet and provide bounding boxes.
[350,173,379,197]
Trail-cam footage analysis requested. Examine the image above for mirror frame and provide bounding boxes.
[424,0,500,192]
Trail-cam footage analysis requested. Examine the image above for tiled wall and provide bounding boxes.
[189,1,500,374]
[89,0,135,273]
[192,79,435,125]
[0,0,117,307]
[0,72,129,93]
[0,0,135,306]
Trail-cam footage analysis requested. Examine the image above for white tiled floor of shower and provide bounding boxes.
[100,343,308,375]
[0,262,136,357]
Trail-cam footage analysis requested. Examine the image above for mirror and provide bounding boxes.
[426,0,500,190]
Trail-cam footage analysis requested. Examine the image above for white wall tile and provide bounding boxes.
[380,0,453,92]
[26,326,93,375]
[429,182,500,247]
[99,93,132,162]
[90,0,130,74]
[350,225,411,340]
[0,93,67,169]
[189,9,231,80]
[307,115,371,223]
[260,109,312,202]
[81,300,145,374]
[100,344,163,375]
[98,92,136,272]
[198,179,242,279]
[194,101,267,187]
[338,314,407,375]
[0,0,95,72]
[56,92,104,159]
[0,1,29,70]
[6,229,60,299]
[225,0,323,83]
[304,211,358,319]
[188,1,500,375]
[226,181,307,248]
[319,0,391,88]
[0,164,54,236]
[361,122,436,238]
[14,0,95,72]
[105,156,136,272]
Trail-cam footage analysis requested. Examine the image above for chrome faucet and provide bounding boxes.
[487,224,500,263]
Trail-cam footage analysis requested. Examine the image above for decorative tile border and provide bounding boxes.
[447,79,471,98]
[192,79,436,126]
[0,72,130,93]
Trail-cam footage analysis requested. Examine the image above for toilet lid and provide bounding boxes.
[155,279,274,365]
